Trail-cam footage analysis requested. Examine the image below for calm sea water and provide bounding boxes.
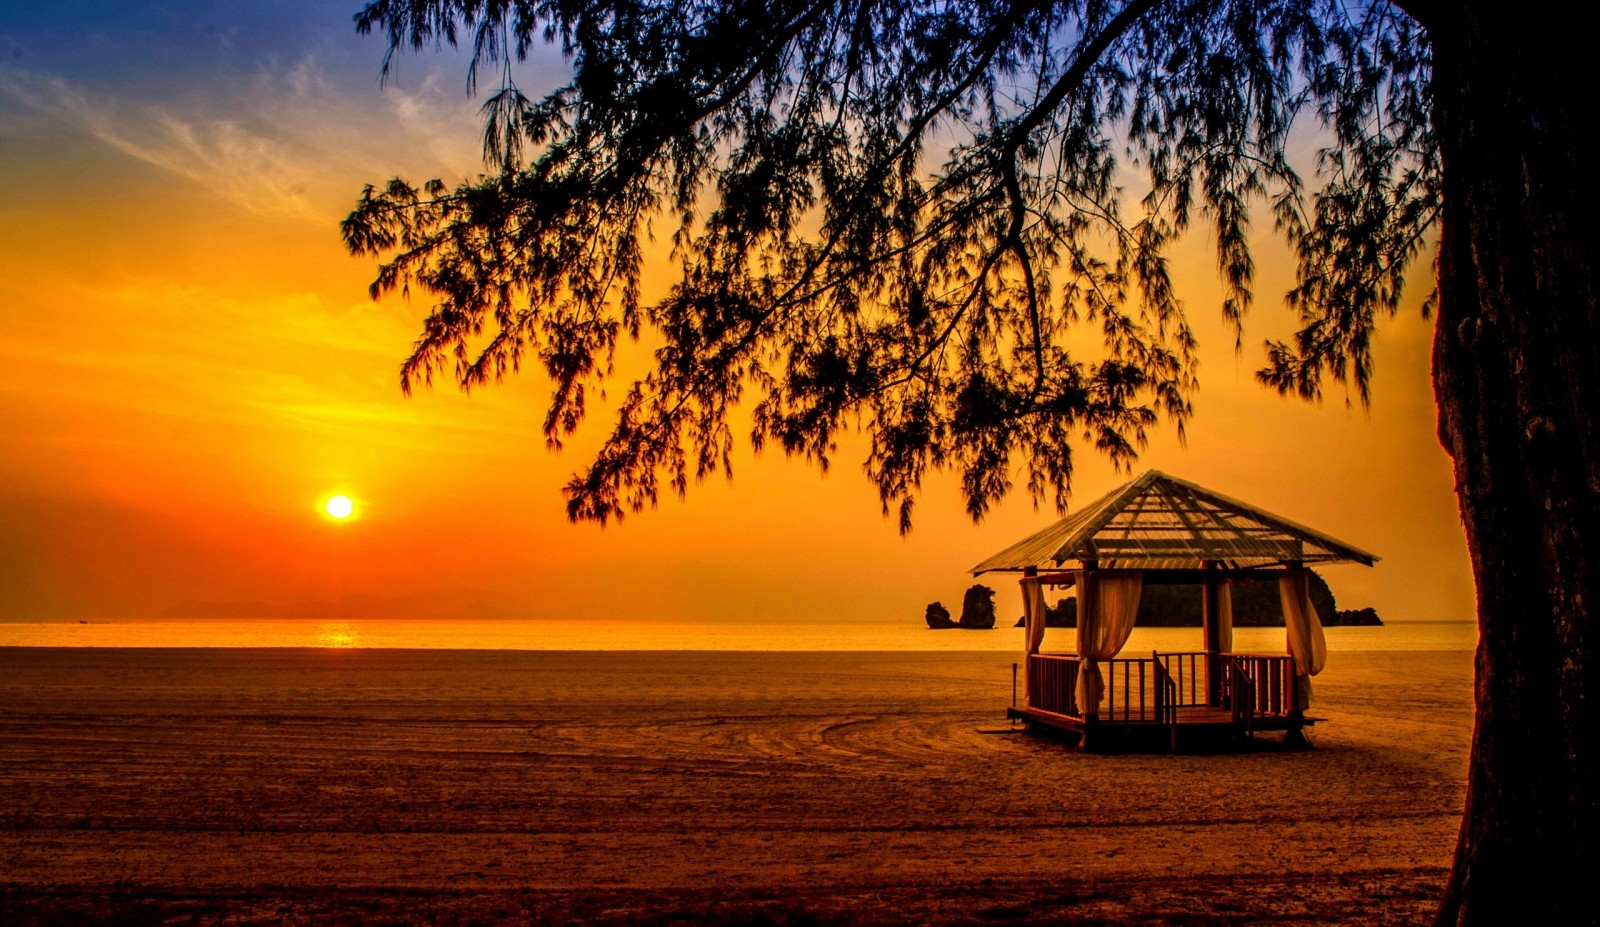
[0,618,1477,652]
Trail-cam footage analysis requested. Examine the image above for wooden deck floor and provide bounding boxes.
[1007,703,1306,750]
[1101,705,1237,725]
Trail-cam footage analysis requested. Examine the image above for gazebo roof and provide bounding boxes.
[971,470,1378,574]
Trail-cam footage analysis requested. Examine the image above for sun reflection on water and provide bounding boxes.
[317,623,361,648]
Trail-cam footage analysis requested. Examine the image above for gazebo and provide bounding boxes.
[973,470,1378,750]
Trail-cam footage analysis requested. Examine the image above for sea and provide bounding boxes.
[0,617,1478,652]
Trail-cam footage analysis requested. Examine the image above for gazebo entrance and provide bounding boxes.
[972,471,1378,751]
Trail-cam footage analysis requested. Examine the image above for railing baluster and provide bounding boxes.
[1126,660,1134,721]
[1131,660,1139,721]
[1139,660,1147,721]
[1128,660,1135,721]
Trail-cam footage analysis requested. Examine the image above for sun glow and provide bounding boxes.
[316,622,360,648]
[323,494,355,520]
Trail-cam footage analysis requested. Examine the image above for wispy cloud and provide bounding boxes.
[2,65,323,219]
[109,111,324,219]
[0,58,486,222]
[378,70,488,180]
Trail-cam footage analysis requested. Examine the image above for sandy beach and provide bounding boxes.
[0,647,1471,925]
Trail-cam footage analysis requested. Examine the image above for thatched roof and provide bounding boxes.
[971,470,1378,574]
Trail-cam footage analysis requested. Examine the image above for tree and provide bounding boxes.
[342,2,1597,923]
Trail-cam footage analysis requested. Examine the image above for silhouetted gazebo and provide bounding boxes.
[973,470,1378,750]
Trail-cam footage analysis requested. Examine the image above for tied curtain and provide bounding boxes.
[1020,578,1048,700]
[1280,569,1328,708]
[1075,571,1143,714]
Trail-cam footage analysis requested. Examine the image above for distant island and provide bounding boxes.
[924,585,998,629]
[927,571,1382,629]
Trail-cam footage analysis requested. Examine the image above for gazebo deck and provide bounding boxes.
[1010,650,1307,751]
[1015,703,1244,727]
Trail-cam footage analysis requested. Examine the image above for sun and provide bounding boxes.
[323,494,355,520]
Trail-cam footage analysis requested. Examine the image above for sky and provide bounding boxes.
[0,2,1474,627]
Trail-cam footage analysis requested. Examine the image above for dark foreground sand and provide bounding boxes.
[0,647,1472,925]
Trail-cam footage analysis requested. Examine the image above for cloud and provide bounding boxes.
[379,71,487,180]
[107,111,324,219]
[1,65,323,219]
[0,57,485,222]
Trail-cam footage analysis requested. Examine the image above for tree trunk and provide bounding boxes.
[1429,4,1600,924]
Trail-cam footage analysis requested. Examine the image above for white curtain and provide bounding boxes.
[1075,571,1143,713]
[1216,580,1234,654]
[1280,569,1328,708]
[1021,578,1048,701]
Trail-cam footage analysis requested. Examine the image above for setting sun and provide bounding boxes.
[323,494,355,520]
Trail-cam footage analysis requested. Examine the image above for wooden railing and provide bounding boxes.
[1026,653,1080,716]
[1103,655,1158,722]
[1152,655,1179,750]
[1153,651,1208,707]
[1027,650,1299,730]
[1223,654,1299,731]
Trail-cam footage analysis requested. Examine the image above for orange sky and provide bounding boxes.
[0,4,1473,627]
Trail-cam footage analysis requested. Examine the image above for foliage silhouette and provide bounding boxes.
[343,0,1430,532]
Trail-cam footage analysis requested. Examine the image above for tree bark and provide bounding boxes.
[1430,4,1600,924]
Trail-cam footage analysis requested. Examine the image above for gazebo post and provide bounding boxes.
[1201,560,1223,707]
